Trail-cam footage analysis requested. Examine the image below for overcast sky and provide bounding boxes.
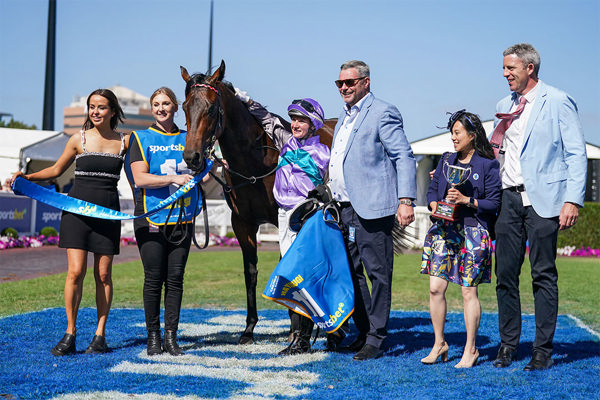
[1,0,598,145]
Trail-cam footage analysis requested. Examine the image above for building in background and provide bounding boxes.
[62,85,153,135]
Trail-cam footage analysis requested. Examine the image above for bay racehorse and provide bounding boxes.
[180,60,334,344]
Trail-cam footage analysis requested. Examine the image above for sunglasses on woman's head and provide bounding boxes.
[447,109,475,130]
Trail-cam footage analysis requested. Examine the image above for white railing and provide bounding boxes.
[121,201,433,248]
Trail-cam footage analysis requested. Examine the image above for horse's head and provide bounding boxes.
[180,60,226,173]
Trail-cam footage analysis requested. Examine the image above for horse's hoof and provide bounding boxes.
[238,334,254,345]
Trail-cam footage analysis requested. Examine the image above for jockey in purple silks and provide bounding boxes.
[236,90,330,355]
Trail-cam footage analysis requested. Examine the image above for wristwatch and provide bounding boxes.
[399,199,414,207]
[468,197,476,208]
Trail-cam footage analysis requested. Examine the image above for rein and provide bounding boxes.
[160,183,210,250]
[209,153,279,193]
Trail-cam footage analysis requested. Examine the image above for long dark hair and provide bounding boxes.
[447,110,494,160]
[82,88,125,130]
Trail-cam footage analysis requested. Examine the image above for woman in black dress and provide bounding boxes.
[13,89,127,356]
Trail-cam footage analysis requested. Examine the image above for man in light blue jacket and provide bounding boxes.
[492,43,587,371]
[328,60,417,360]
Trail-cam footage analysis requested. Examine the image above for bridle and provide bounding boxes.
[188,82,279,193]
[155,82,223,250]
[190,83,224,162]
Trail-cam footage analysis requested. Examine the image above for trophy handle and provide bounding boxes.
[460,166,472,186]
[442,161,451,184]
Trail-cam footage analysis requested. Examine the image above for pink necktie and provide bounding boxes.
[489,96,527,158]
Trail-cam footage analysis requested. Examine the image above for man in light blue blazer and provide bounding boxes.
[328,60,417,360]
[492,43,587,371]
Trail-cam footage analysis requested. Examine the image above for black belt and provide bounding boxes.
[338,201,352,209]
[504,184,526,193]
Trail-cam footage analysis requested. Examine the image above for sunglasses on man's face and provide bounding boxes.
[334,76,367,88]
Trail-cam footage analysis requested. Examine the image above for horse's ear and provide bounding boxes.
[209,60,225,83]
[180,66,191,83]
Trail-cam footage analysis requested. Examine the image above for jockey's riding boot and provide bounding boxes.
[287,316,314,355]
[278,331,299,355]
[326,321,348,352]
[163,330,185,356]
[326,332,344,352]
[147,330,163,356]
[287,310,300,342]
[300,315,314,338]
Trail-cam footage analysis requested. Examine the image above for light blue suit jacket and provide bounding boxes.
[334,93,417,219]
[495,81,587,218]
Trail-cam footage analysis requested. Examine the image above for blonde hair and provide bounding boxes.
[150,87,179,109]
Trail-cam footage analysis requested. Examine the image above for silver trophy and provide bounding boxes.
[432,162,472,222]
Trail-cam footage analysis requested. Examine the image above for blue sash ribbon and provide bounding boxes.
[11,160,212,221]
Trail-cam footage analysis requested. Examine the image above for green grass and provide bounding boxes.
[1,250,599,333]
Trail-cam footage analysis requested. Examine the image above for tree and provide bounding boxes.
[0,118,37,130]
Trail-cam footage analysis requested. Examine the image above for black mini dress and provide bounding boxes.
[58,131,125,255]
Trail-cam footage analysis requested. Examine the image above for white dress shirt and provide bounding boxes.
[328,92,373,202]
[499,81,540,206]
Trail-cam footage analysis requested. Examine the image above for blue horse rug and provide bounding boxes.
[262,209,354,334]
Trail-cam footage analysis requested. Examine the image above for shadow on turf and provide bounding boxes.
[111,328,599,367]
[93,311,599,367]
[333,315,599,366]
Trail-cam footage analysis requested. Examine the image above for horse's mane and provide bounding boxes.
[184,73,234,97]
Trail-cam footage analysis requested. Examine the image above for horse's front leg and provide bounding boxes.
[231,214,259,345]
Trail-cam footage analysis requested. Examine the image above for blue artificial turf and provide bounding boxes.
[0,308,598,399]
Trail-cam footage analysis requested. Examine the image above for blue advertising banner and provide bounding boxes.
[34,201,62,232]
[0,194,32,232]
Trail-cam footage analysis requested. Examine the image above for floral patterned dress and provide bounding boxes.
[420,219,493,287]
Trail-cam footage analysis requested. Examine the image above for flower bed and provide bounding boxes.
[557,246,600,257]
[2,235,595,255]
[0,235,59,250]
[209,233,239,247]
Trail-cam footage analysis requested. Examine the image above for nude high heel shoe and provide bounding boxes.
[421,342,449,364]
[455,348,479,368]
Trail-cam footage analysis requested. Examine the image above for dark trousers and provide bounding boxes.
[135,224,193,332]
[341,204,395,349]
[495,190,559,355]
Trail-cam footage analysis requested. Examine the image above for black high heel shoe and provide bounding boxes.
[51,333,76,356]
[85,335,109,354]
[147,330,163,356]
[163,330,185,356]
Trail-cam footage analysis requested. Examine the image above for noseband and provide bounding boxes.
[190,83,223,160]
